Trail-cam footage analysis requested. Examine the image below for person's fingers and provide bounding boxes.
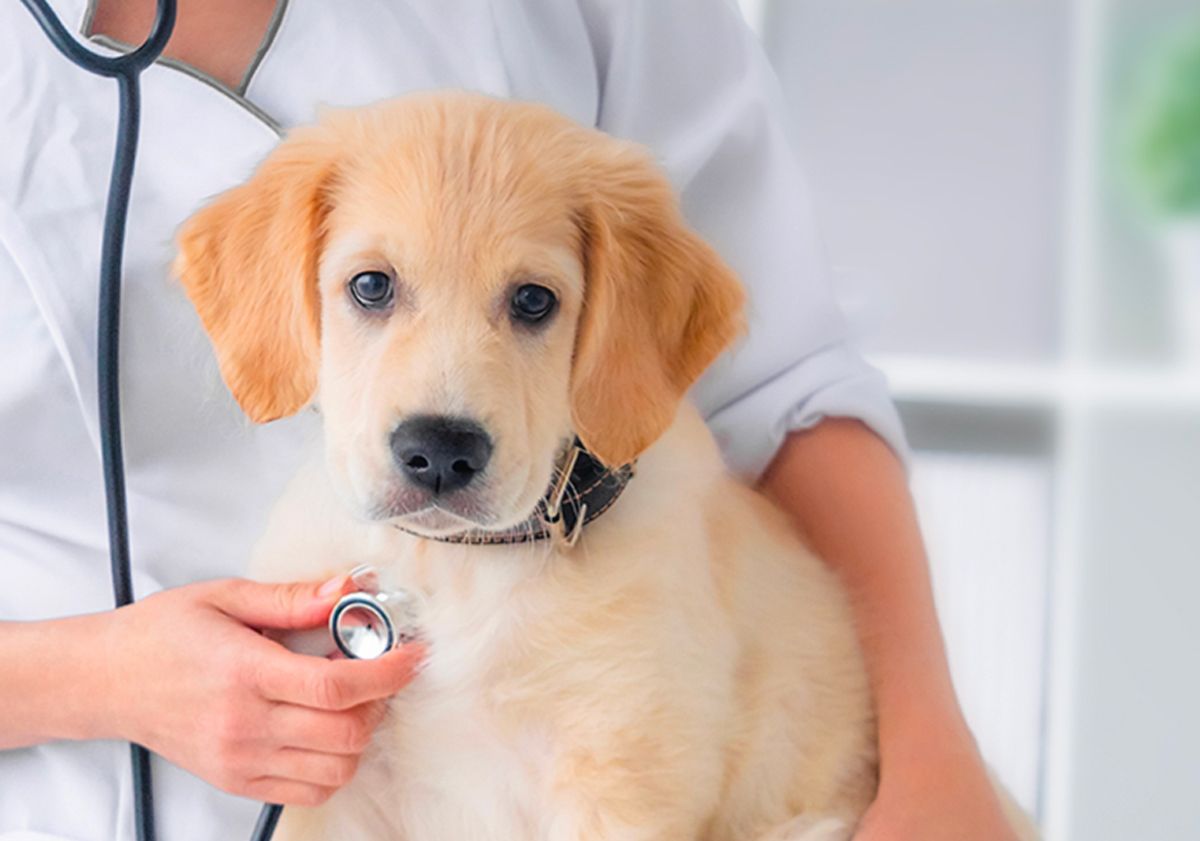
[241,777,337,808]
[265,748,362,789]
[268,700,387,755]
[206,575,353,630]
[254,643,425,710]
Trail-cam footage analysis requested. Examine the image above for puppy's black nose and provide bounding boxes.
[390,415,493,495]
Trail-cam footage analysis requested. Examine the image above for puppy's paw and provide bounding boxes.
[754,814,853,841]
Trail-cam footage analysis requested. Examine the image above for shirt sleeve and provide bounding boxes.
[578,0,909,480]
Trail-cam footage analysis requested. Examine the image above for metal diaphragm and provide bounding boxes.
[329,569,423,660]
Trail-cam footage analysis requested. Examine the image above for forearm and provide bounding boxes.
[0,614,116,749]
[759,418,974,767]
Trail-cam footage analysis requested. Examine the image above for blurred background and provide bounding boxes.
[736,1,1200,839]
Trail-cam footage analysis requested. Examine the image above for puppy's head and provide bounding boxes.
[176,93,744,538]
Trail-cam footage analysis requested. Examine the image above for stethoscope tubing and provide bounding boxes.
[16,2,280,840]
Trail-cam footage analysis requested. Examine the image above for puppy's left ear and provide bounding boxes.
[571,144,746,467]
[174,124,337,423]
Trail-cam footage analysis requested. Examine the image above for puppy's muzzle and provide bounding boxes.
[390,415,493,495]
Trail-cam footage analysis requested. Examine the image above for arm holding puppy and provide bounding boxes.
[760,420,1019,841]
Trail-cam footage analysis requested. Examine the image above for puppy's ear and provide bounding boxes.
[175,125,336,423]
[571,145,745,466]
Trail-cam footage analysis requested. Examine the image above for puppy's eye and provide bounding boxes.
[510,284,557,324]
[348,271,394,310]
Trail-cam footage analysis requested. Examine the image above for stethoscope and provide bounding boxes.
[16,2,419,838]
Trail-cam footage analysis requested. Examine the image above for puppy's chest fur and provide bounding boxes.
[367,538,740,839]
[376,659,561,840]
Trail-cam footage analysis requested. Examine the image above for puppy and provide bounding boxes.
[175,92,996,841]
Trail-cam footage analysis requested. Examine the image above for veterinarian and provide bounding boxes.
[0,1,1018,839]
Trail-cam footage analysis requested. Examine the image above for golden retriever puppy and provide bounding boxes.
[177,91,889,840]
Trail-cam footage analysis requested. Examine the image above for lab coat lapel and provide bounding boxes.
[0,10,280,452]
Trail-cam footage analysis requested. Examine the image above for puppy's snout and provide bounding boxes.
[390,415,493,495]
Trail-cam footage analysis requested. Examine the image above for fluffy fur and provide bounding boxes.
[176,92,1033,840]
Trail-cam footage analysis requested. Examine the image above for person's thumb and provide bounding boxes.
[207,574,352,630]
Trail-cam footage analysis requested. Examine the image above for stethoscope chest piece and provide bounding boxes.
[329,565,423,660]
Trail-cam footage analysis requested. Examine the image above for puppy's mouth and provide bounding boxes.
[370,485,500,536]
[397,506,483,536]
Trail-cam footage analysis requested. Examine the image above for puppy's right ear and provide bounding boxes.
[175,124,337,423]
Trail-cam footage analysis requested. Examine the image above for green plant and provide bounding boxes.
[1130,22,1200,217]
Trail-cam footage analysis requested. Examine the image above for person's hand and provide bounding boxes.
[97,576,424,806]
[853,731,1022,841]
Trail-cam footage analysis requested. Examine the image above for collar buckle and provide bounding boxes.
[557,502,586,548]
[544,445,587,548]
[544,444,582,522]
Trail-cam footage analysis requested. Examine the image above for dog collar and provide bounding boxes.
[395,440,634,548]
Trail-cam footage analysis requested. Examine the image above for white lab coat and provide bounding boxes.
[0,0,905,837]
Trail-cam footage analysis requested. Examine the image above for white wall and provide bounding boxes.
[762,1,1069,363]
